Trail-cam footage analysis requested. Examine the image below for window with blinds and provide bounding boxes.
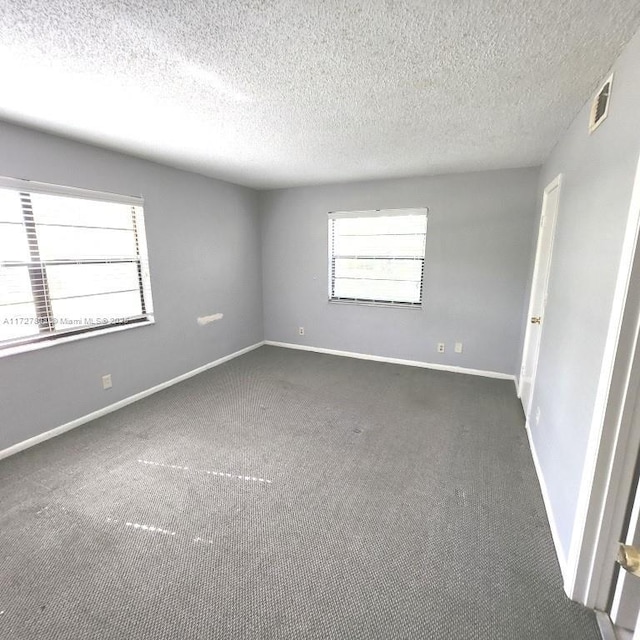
[328,209,428,307]
[0,178,153,353]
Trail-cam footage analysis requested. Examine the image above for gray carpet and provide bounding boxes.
[0,345,600,639]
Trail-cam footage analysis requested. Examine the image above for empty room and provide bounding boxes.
[3,2,640,639]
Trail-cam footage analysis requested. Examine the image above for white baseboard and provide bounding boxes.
[265,340,516,381]
[0,341,265,462]
[525,418,568,582]
[1,339,516,463]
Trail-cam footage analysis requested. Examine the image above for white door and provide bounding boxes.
[519,175,562,418]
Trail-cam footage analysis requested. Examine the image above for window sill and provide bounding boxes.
[0,318,155,359]
[328,299,423,310]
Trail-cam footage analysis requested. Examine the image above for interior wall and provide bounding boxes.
[260,167,540,376]
[0,121,264,452]
[527,26,640,564]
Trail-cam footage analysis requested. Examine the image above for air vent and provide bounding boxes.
[589,74,613,134]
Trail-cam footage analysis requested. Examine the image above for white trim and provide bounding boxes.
[525,418,568,579]
[611,458,640,628]
[264,341,515,381]
[565,149,640,606]
[594,610,618,640]
[0,175,143,205]
[328,207,428,219]
[0,319,155,359]
[327,299,423,310]
[0,341,265,462]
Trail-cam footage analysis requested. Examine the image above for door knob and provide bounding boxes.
[531,316,542,324]
[618,543,640,577]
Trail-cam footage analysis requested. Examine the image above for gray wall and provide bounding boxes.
[0,122,264,451]
[528,27,640,561]
[260,168,539,375]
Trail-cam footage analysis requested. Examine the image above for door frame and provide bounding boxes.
[611,445,640,630]
[518,174,562,416]
[564,149,640,608]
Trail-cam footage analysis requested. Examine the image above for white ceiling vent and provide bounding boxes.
[589,74,613,134]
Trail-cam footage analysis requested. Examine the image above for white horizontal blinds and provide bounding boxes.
[0,190,39,343]
[0,183,152,349]
[31,194,144,332]
[329,210,427,306]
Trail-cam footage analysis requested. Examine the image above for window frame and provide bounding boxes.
[0,176,154,357]
[327,208,428,309]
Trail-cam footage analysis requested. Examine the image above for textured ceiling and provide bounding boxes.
[1,1,640,189]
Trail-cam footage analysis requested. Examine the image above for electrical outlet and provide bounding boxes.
[298,327,305,336]
[535,406,541,425]
[454,342,463,354]
[102,374,112,390]
[437,343,445,353]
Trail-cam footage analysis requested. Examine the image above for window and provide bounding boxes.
[328,208,428,307]
[0,177,153,353]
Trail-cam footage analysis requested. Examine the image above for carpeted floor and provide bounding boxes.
[0,346,600,639]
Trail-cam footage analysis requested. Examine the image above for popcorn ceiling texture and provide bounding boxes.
[0,1,639,188]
